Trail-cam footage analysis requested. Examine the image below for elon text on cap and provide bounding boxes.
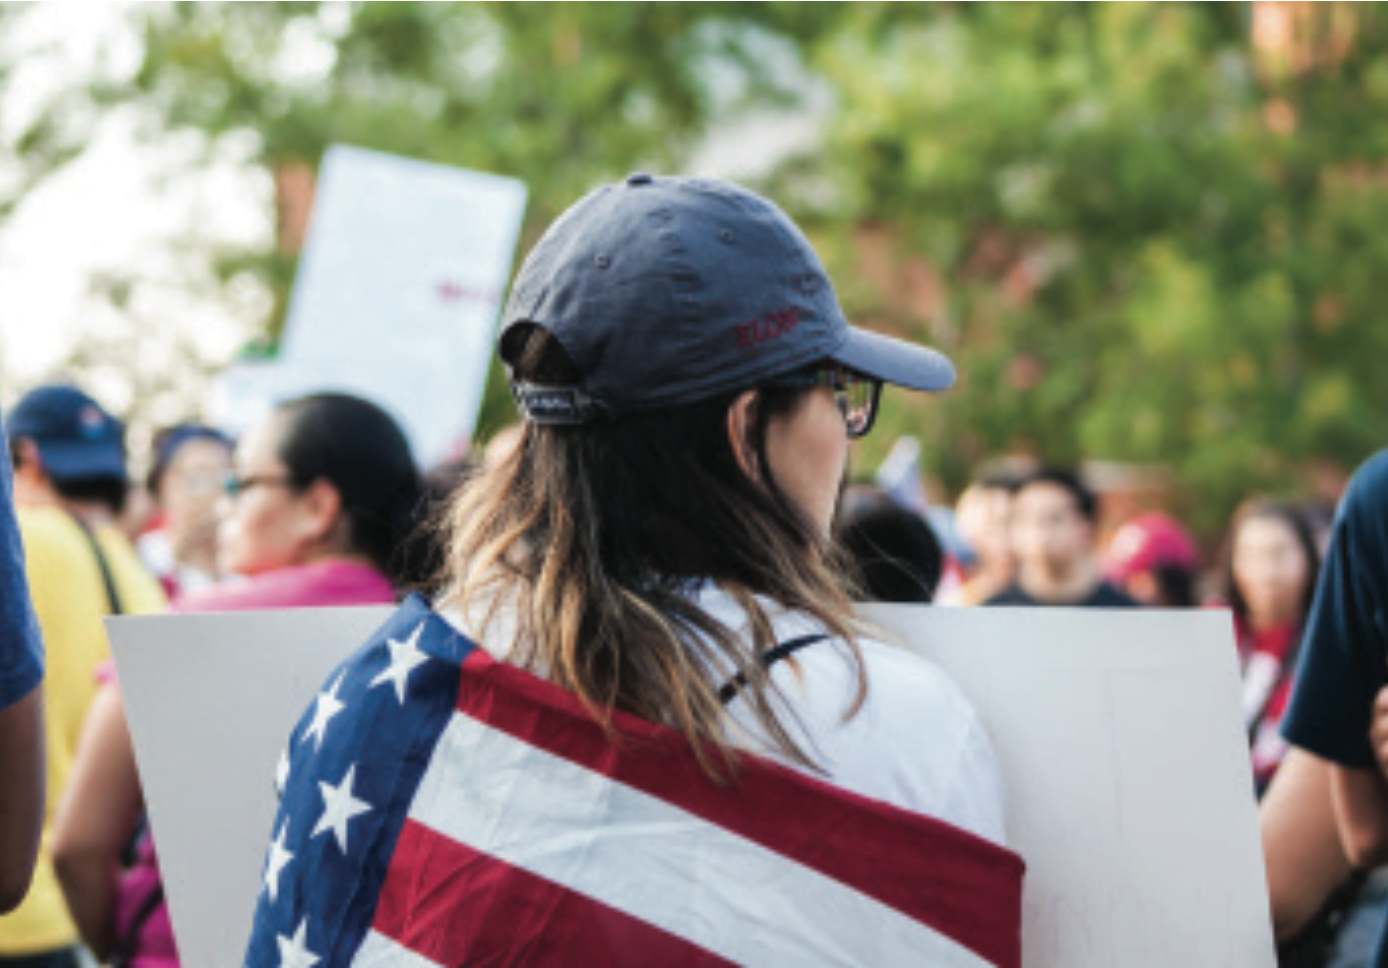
[736,307,800,350]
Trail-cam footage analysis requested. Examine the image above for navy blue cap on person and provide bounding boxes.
[147,423,233,494]
[7,385,126,483]
[502,173,955,424]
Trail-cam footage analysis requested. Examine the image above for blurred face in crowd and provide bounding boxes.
[956,484,1013,572]
[161,437,233,559]
[1233,515,1311,630]
[218,414,336,577]
[1010,481,1093,576]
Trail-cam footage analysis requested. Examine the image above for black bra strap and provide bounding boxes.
[718,632,828,705]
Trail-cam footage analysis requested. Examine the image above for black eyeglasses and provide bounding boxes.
[223,474,296,498]
[764,364,883,439]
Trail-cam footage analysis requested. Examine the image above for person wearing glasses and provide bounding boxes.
[135,424,235,603]
[189,392,425,612]
[52,393,423,968]
[245,175,1018,966]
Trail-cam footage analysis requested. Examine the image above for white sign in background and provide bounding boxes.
[108,606,1274,968]
[212,145,528,467]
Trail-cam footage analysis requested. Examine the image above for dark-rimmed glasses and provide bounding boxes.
[223,474,296,499]
[764,365,882,439]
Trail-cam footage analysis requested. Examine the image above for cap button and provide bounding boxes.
[625,172,654,187]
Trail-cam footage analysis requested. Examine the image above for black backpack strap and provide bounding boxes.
[718,632,828,705]
[66,512,125,616]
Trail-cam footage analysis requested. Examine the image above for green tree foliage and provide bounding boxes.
[97,2,1388,527]
[806,2,1388,528]
[119,1,839,434]
[132,2,798,211]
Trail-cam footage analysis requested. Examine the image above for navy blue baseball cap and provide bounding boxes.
[7,385,127,483]
[151,424,233,475]
[501,174,955,424]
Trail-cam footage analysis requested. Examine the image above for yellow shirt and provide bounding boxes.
[0,506,166,955]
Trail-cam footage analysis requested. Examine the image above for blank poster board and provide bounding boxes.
[108,605,1274,967]
[212,145,528,468]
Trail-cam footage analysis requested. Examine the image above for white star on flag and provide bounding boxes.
[275,748,291,796]
[263,820,294,903]
[313,763,372,854]
[369,622,430,703]
[276,917,319,968]
[301,672,347,752]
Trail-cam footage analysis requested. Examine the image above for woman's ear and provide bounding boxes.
[726,390,759,480]
[295,478,345,549]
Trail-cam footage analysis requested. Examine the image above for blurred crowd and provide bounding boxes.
[0,370,1375,968]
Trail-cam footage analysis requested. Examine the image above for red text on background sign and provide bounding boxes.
[437,281,501,305]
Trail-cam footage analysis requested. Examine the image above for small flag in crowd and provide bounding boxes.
[875,435,930,516]
[243,595,1025,967]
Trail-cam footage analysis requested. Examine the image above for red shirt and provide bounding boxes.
[1236,617,1300,793]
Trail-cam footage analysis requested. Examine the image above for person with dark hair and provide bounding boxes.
[244,175,1023,966]
[1103,511,1201,609]
[836,485,944,603]
[136,424,234,602]
[1217,498,1321,794]
[1,385,166,967]
[0,409,44,916]
[985,465,1138,609]
[187,392,425,609]
[951,467,1023,606]
[52,392,425,968]
[396,452,479,600]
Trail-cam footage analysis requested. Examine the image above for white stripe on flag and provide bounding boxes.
[351,930,443,967]
[393,711,991,968]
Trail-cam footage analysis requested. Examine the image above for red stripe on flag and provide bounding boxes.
[455,650,1025,968]
[373,818,738,967]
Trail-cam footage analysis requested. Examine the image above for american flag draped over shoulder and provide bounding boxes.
[244,595,1025,967]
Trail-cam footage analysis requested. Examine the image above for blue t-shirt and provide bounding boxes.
[1283,448,1388,769]
[0,414,42,710]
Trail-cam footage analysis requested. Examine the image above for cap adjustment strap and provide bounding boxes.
[510,381,605,425]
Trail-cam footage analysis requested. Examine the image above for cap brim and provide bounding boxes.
[828,326,956,392]
[36,441,126,482]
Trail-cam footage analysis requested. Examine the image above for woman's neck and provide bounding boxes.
[1247,608,1299,635]
[301,549,378,572]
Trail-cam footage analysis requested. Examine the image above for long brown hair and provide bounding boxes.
[439,326,865,780]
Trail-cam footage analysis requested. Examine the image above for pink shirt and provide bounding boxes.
[173,560,395,613]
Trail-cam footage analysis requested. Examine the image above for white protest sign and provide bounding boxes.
[861,605,1274,967]
[108,606,1274,967]
[255,144,527,467]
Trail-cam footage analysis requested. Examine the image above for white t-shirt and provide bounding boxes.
[446,583,1007,847]
[692,584,1007,846]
